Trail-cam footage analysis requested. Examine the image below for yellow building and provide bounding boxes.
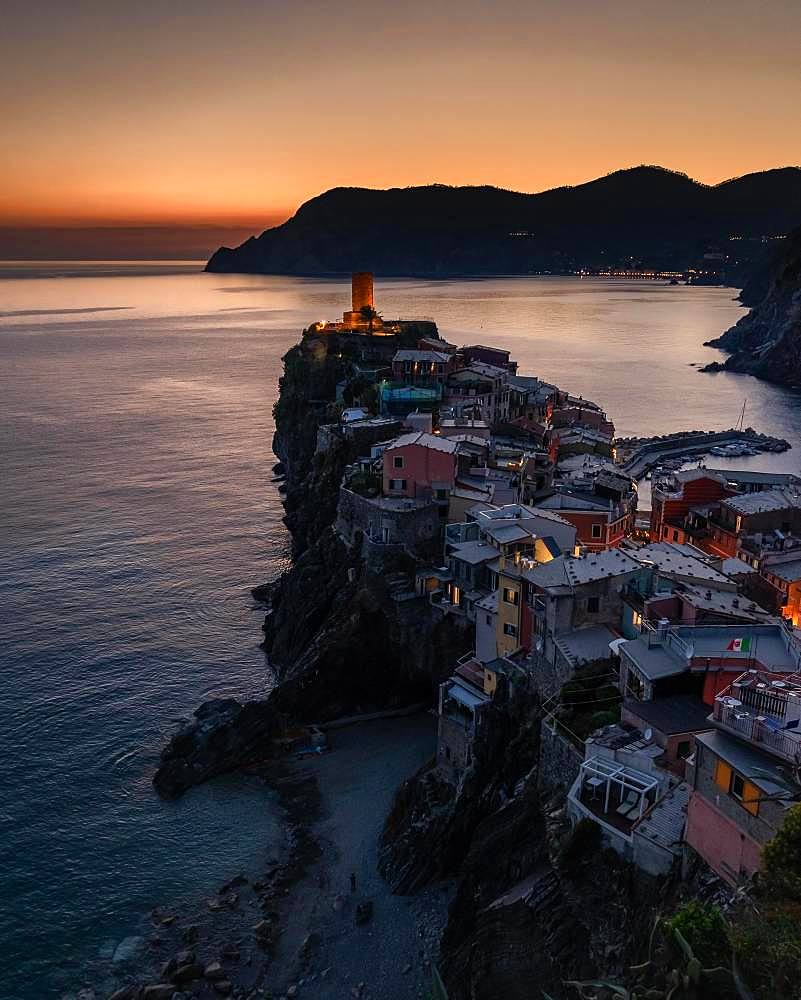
[495,555,523,657]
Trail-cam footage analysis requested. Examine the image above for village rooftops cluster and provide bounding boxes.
[320,283,801,886]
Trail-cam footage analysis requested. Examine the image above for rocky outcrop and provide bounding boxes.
[153,698,281,798]
[271,335,349,556]
[703,225,801,386]
[266,526,472,722]
[379,686,542,892]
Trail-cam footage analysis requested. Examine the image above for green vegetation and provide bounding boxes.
[342,376,379,414]
[762,802,801,902]
[731,803,801,999]
[664,900,729,970]
[359,304,380,334]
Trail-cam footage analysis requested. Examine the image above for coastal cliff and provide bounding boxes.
[703,225,801,386]
[155,322,470,792]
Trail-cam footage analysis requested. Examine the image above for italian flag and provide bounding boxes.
[726,637,752,652]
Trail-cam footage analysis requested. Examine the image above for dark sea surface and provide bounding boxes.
[2,264,801,999]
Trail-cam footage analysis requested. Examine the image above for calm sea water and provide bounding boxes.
[2,264,801,999]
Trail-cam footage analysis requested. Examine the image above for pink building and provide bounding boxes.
[383,432,459,499]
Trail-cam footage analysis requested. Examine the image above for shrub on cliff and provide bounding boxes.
[727,804,801,999]
[761,802,801,902]
[665,899,728,969]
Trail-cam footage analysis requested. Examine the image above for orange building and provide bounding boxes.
[650,469,733,543]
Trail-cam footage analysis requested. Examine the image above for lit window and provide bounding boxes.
[503,587,519,606]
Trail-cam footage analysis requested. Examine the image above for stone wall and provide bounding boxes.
[437,713,475,783]
[336,487,442,561]
[538,716,583,796]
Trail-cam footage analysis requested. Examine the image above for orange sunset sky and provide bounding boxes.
[2,0,800,247]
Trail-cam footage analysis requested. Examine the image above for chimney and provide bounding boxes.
[652,618,670,645]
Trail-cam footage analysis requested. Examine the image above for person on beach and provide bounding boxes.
[350,872,357,893]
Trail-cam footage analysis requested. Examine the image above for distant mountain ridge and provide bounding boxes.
[206,165,801,277]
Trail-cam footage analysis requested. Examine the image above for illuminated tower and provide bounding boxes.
[343,272,378,329]
[351,272,374,313]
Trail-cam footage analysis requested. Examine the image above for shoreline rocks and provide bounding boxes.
[701,224,801,386]
[153,698,281,799]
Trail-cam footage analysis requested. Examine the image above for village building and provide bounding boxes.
[391,349,457,386]
[650,469,734,543]
[438,417,491,440]
[523,548,643,691]
[566,722,692,875]
[382,431,487,503]
[684,669,801,885]
[534,489,633,551]
[428,504,576,624]
[699,488,801,560]
[436,657,492,781]
[517,451,555,503]
[444,362,511,426]
[617,621,801,707]
[459,344,518,373]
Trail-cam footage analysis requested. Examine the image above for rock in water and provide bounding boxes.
[153,698,280,798]
[112,936,142,963]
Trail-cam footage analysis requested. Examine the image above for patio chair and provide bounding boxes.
[615,791,639,817]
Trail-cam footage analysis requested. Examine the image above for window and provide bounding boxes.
[715,760,760,815]
[591,523,603,539]
[503,623,518,637]
[503,587,519,606]
[485,614,492,626]
[435,488,449,500]
[389,478,407,491]
[677,740,692,760]
[393,455,404,469]
[672,530,679,542]
[587,596,600,613]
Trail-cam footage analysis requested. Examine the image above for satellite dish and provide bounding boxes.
[644,727,653,740]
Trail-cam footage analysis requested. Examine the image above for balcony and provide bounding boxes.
[714,671,801,765]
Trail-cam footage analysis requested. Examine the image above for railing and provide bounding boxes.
[714,702,801,764]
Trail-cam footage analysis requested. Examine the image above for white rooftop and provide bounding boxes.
[632,542,734,586]
[384,431,459,454]
[524,548,641,589]
[724,489,801,516]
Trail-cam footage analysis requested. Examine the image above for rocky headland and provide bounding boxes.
[702,225,801,386]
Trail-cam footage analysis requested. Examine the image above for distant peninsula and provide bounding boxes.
[206,165,801,278]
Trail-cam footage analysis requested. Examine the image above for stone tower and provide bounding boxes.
[351,272,374,313]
